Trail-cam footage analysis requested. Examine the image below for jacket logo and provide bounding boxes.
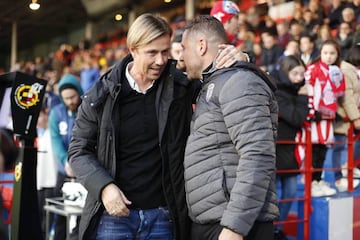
[59,121,68,135]
[206,83,215,102]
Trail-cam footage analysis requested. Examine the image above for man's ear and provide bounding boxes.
[199,38,208,56]
[129,47,136,57]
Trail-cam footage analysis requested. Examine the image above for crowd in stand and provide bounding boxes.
[4,0,358,98]
[6,1,360,94]
[0,0,359,239]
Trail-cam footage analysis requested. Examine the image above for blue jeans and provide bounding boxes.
[276,174,298,230]
[95,208,174,240]
[332,134,360,180]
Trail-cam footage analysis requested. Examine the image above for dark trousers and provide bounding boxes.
[191,221,274,240]
[311,144,327,181]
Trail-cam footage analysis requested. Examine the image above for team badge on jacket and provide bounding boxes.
[206,83,215,102]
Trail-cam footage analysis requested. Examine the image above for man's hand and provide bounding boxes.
[219,228,243,240]
[101,183,132,217]
[215,44,250,68]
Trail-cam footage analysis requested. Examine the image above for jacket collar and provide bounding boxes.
[202,61,277,91]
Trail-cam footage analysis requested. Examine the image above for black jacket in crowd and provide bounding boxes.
[68,54,194,239]
[271,70,309,175]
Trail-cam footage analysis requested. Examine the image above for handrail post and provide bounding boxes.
[347,122,354,191]
[304,126,312,240]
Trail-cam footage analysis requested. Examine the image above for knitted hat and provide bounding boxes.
[59,83,78,93]
[210,1,240,24]
[58,73,83,96]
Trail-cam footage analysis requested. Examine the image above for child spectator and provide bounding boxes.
[305,39,345,197]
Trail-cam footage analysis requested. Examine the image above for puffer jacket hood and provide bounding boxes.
[58,73,84,100]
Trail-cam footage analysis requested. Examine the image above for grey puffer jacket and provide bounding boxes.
[184,62,279,236]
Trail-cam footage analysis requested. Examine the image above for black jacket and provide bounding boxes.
[68,54,193,239]
[271,70,309,174]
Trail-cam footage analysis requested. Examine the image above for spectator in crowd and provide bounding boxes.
[299,33,319,66]
[326,0,347,29]
[270,55,309,240]
[332,44,360,192]
[0,128,18,240]
[49,73,83,240]
[170,29,186,71]
[246,5,264,36]
[68,13,248,240]
[304,39,345,197]
[34,56,46,78]
[336,21,354,58]
[52,44,73,82]
[289,20,304,41]
[103,48,116,68]
[346,0,360,22]
[276,21,291,50]
[292,3,304,26]
[253,42,263,67]
[80,54,100,93]
[341,7,357,30]
[279,39,300,62]
[236,24,255,52]
[181,15,279,240]
[36,105,58,238]
[315,24,334,50]
[353,25,360,44]
[260,31,284,72]
[308,0,326,24]
[210,0,240,46]
[263,15,278,37]
[302,8,320,37]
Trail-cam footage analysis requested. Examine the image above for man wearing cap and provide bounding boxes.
[49,73,83,240]
[210,0,240,46]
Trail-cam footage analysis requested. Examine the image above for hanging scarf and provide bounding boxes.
[305,61,345,119]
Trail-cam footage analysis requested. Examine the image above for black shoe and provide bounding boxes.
[274,229,288,240]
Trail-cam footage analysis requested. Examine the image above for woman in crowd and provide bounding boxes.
[332,44,360,192]
[271,55,309,240]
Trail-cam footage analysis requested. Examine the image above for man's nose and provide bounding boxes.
[155,54,166,65]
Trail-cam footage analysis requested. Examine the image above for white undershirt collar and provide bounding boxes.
[125,62,154,94]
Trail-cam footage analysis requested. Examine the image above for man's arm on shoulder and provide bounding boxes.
[215,44,250,68]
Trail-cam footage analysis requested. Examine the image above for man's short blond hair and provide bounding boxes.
[127,13,172,49]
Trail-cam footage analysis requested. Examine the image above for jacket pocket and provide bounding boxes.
[222,170,230,201]
[104,132,113,171]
